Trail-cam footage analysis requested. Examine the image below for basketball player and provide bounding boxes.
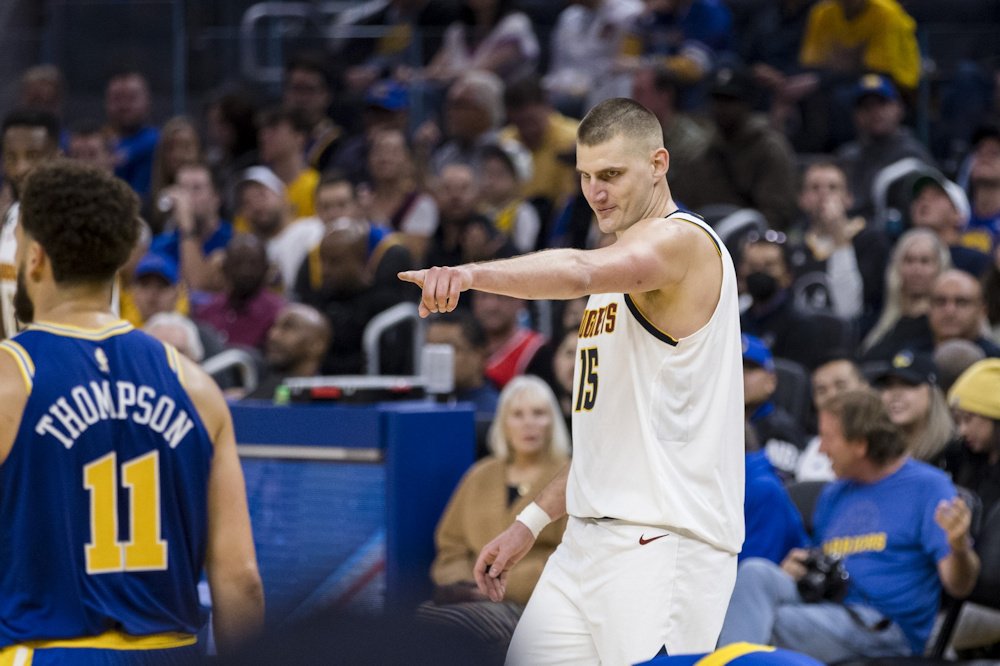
[400,98,744,664]
[0,161,264,663]
[0,109,61,338]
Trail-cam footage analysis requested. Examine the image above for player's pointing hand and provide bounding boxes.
[398,266,473,318]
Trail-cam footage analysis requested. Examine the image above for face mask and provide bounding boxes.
[746,271,779,304]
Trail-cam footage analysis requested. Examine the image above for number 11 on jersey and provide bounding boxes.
[575,347,599,412]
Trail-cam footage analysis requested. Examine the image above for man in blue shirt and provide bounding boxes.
[106,71,159,199]
[718,389,979,661]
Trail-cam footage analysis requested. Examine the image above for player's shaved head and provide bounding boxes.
[577,97,663,153]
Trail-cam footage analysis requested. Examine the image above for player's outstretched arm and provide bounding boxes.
[474,463,569,602]
[181,356,265,652]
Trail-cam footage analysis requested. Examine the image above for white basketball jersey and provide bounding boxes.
[565,212,745,554]
[0,202,19,339]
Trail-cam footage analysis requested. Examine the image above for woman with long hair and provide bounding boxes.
[419,375,570,649]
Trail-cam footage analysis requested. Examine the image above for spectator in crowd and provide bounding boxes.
[66,121,116,174]
[282,52,344,172]
[246,303,332,400]
[928,269,1000,357]
[148,116,202,229]
[789,159,889,324]
[947,358,1000,517]
[421,71,507,176]
[836,74,934,218]
[125,252,185,327]
[151,161,233,292]
[257,107,320,219]
[619,0,734,87]
[861,228,950,361]
[104,70,159,198]
[0,109,61,340]
[236,166,324,292]
[544,0,643,117]
[966,124,1000,250]
[910,171,992,278]
[869,350,955,466]
[742,333,808,480]
[934,338,985,393]
[683,67,799,231]
[739,234,828,369]
[500,75,579,216]
[297,224,413,375]
[799,0,920,92]
[361,127,440,263]
[478,142,540,253]
[18,64,65,121]
[423,0,540,85]
[738,0,814,103]
[144,311,206,363]
[195,234,286,352]
[330,79,411,186]
[473,291,546,389]
[419,375,569,648]
[630,63,712,205]
[203,87,259,199]
[796,353,869,481]
[719,389,979,661]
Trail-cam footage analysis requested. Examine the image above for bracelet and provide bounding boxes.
[515,502,552,539]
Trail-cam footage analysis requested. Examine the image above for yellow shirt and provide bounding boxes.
[800,0,920,89]
[501,113,579,206]
[286,167,319,219]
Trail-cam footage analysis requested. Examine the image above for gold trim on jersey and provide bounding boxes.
[0,264,15,281]
[0,340,34,393]
[27,320,134,340]
[0,630,196,658]
[162,342,186,387]
[695,642,776,666]
[623,294,679,346]
[670,212,722,257]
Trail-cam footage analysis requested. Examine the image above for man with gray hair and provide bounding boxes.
[145,312,206,362]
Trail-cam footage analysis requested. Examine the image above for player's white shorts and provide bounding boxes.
[506,516,737,665]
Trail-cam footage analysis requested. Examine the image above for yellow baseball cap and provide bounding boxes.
[948,358,1000,420]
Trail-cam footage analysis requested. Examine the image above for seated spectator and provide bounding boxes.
[473,291,546,389]
[246,303,332,401]
[422,0,540,85]
[194,234,286,352]
[743,334,808,479]
[869,350,955,466]
[281,52,343,172]
[151,161,233,292]
[418,375,570,648]
[144,311,205,363]
[796,353,869,482]
[426,309,500,422]
[544,0,642,117]
[966,124,1000,251]
[790,159,889,324]
[105,70,159,199]
[835,74,934,218]
[499,75,579,217]
[929,269,1000,357]
[420,71,506,177]
[619,0,733,87]
[739,234,828,370]
[718,389,980,661]
[743,433,809,565]
[236,166,324,292]
[947,358,1000,516]
[478,142,540,253]
[123,252,186,328]
[934,338,985,393]
[361,127,439,263]
[148,116,202,231]
[257,107,320,219]
[683,67,798,231]
[329,79,411,187]
[910,172,992,278]
[860,228,950,361]
[67,121,116,174]
[203,87,259,201]
[18,64,65,124]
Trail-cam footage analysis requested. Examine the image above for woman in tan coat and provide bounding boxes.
[419,374,570,646]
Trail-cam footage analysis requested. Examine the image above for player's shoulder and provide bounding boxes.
[171,348,229,439]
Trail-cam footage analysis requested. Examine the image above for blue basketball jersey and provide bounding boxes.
[0,321,214,647]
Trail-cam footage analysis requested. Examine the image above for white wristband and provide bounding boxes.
[515,502,552,539]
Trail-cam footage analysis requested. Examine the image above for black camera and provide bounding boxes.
[797,549,850,603]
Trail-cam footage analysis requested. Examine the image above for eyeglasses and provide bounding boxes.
[930,296,979,308]
[745,230,788,245]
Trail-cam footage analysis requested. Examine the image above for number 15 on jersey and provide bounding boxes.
[574,347,598,412]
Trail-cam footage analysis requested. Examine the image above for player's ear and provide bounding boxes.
[651,147,669,179]
[26,239,48,281]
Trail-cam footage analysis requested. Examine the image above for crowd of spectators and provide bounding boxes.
[3,0,1000,660]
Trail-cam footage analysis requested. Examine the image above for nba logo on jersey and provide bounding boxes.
[95,349,109,373]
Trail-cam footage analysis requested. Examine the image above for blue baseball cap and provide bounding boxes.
[854,73,899,104]
[134,252,178,286]
[365,80,408,112]
[742,333,774,372]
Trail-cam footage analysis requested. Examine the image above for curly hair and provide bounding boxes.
[20,160,140,284]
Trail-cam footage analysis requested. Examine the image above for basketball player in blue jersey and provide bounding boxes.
[0,161,264,664]
[401,98,745,664]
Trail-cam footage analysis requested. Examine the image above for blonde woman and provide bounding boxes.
[861,228,951,360]
[419,375,570,646]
